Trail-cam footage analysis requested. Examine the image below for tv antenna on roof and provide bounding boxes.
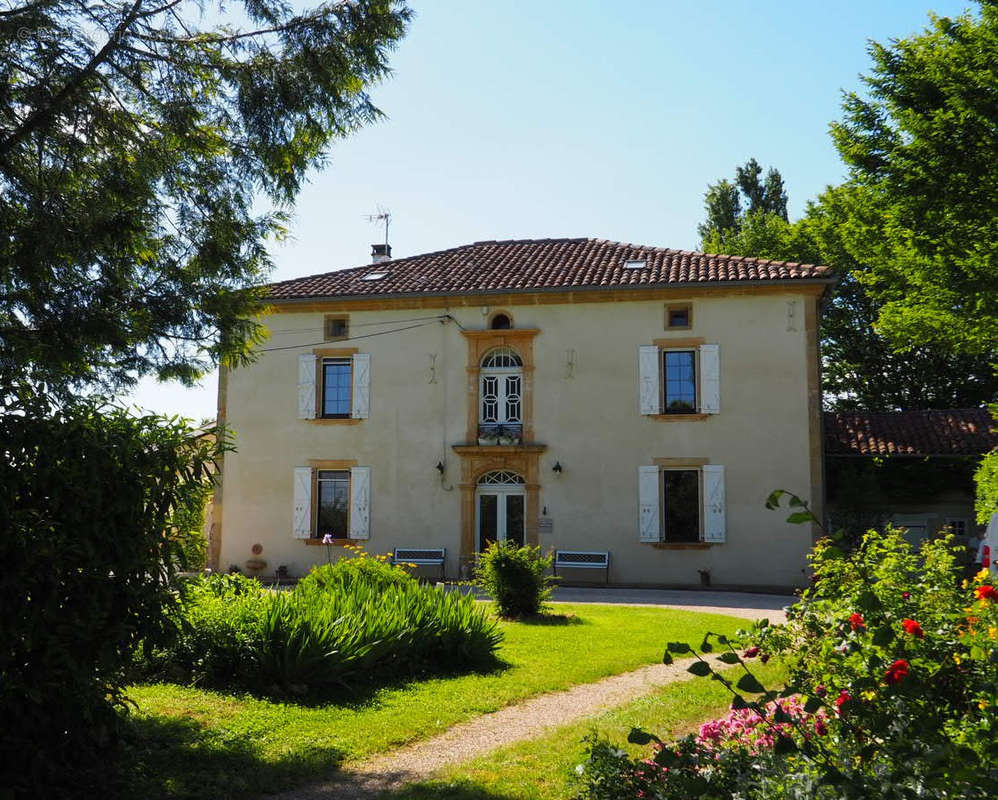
[363,207,391,247]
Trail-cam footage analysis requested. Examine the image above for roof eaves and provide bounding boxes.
[825,453,984,458]
[266,275,838,305]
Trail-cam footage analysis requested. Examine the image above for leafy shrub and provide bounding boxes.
[0,389,220,799]
[975,447,998,523]
[474,541,556,618]
[579,522,998,799]
[141,573,268,685]
[142,563,502,694]
[300,543,414,591]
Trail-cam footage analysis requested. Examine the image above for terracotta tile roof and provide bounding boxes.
[266,238,833,300]
[824,409,998,457]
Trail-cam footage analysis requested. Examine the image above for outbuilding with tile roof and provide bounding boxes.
[824,408,995,552]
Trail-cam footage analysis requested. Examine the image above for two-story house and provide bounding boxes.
[210,238,833,590]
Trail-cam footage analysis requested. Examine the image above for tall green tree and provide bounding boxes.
[0,5,409,794]
[0,0,410,393]
[697,179,741,244]
[831,0,998,359]
[696,184,998,410]
[802,186,997,410]
[697,158,788,245]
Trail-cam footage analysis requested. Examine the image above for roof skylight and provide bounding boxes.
[361,271,388,281]
[623,259,647,269]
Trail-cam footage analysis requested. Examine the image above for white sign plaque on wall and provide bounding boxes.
[538,517,554,536]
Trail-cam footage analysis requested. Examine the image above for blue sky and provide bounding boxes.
[122,0,974,422]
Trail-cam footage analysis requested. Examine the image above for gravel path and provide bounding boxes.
[270,598,787,799]
[272,658,735,799]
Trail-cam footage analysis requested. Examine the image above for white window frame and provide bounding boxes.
[661,349,698,415]
[479,348,523,425]
[315,469,351,539]
[320,357,353,419]
[661,467,704,543]
[291,465,370,540]
[639,343,720,416]
[637,464,725,543]
[297,353,370,420]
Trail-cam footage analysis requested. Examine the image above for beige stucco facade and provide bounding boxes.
[215,286,825,590]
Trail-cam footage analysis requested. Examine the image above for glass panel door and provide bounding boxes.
[478,493,498,552]
[476,488,526,552]
[505,494,524,547]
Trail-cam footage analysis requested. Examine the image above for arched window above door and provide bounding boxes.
[478,470,525,485]
[481,347,522,369]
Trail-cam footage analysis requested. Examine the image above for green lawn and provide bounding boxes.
[118,603,748,799]
[392,660,789,800]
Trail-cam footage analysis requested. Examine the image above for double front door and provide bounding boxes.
[476,484,525,552]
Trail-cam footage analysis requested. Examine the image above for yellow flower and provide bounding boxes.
[962,579,970,589]
[979,700,990,711]
[861,690,877,701]
[989,627,998,640]
[953,653,962,664]
[975,568,991,583]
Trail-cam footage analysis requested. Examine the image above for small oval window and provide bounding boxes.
[490,313,512,330]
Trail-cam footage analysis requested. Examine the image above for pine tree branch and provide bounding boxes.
[0,1,50,18]
[0,0,145,159]
[131,10,329,46]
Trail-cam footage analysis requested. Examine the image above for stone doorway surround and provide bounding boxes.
[451,445,546,576]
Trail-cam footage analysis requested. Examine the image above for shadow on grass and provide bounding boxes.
[383,778,526,800]
[112,711,347,800]
[136,651,510,711]
[513,612,584,626]
[275,653,511,709]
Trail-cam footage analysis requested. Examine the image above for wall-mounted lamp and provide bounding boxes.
[435,461,446,475]
[552,461,563,474]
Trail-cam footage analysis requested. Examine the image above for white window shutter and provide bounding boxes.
[292,467,313,539]
[638,346,660,415]
[297,354,317,420]
[638,465,662,542]
[351,353,371,419]
[699,344,720,414]
[349,466,371,539]
[703,464,726,542]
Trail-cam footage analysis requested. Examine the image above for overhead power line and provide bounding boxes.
[257,319,449,353]
[264,314,451,334]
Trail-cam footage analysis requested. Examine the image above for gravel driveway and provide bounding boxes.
[551,586,794,624]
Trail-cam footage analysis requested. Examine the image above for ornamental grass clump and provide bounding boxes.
[140,548,502,695]
[579,504,998,800]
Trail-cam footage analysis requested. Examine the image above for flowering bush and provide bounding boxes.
[579,517,998,799]
[301,541,414,590]
[696,697,828,755]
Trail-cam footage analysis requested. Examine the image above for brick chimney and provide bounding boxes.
[371,243,392,264]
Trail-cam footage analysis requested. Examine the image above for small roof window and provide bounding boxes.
[361,271,388,281]
[623,259,647,269]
